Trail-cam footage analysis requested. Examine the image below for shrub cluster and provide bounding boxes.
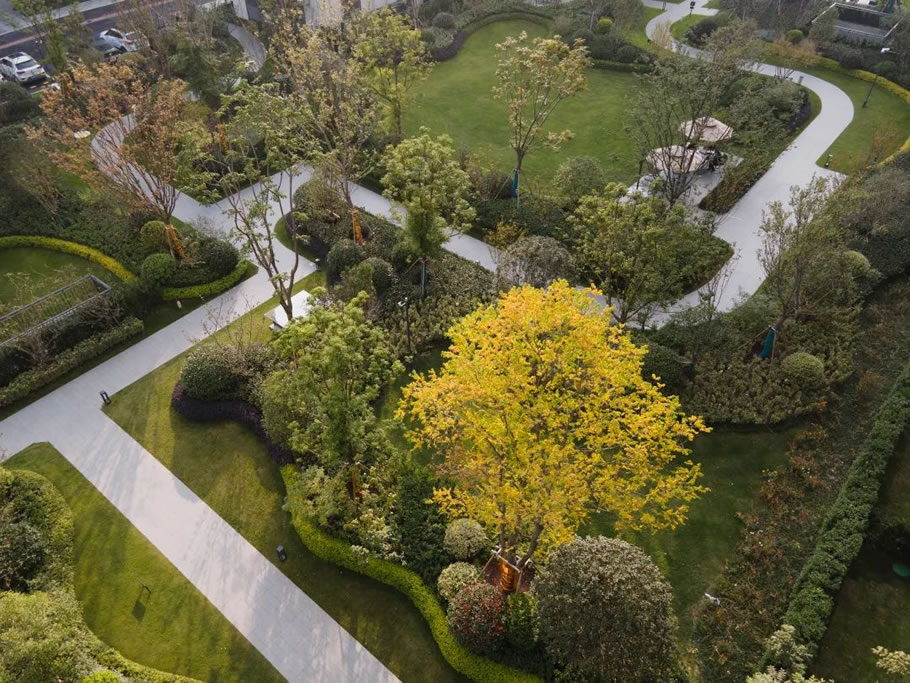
[437,562,481,601]
[444,518,489,560]
[279,466,538,682]
[0,318,143,408]
[162,260,250,301]
[766,361,910,662]
[446,582,507,654]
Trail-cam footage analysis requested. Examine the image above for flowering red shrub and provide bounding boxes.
[446,582,506,654]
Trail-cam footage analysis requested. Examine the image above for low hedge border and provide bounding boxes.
[279,465,540,683]
[162,260,252,301]
[0,235,135,282]
[431,10,553,61]
[1,467,199,682]
[761,360,910,668]
[0,318,144,408]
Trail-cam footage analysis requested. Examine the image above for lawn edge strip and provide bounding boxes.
[162,260,253,301]
[762,359,910,668]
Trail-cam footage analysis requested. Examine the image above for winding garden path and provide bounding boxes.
[643,0,853,313]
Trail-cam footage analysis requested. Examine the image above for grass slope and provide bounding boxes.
[406,20,643,187]
[811,435,910,681]
[103,274,463,683]
[583,428,793,642]
[5,443,282,683]
[0,247,113,310]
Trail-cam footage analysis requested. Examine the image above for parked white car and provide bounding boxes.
[0,52,47,85]
[99,28,143,52]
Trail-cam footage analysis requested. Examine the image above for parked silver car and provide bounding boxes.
[0,52,47,85]
[99,28,143,52]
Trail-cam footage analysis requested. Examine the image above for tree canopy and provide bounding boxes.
[398,281,708,566]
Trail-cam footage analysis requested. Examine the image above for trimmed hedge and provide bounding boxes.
[280,466,539,683]
[0,235,135,282]
[763,360,910,667]
[0,318,144,408]
[431,10,552,61]
[170,382,296,465]
[162,260,251,301]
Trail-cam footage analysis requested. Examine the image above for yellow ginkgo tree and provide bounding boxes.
[398,281,709,570]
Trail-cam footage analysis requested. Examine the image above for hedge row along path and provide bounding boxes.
[644,0,853,315]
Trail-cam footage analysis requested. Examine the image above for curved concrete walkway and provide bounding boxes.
[644,0,853,313]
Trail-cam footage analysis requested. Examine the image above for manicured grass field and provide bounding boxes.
[626,6,665,50]
[104,275,464,683]
[811,436,910,681]
[0,247,113,312]
[406,20,644,187]
[5,443,282,683]
[583,427,793,642]
[807,66,910,174]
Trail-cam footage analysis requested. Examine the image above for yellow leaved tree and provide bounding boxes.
[398,281,709,569]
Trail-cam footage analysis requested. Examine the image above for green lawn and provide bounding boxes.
[5,443,282,683]
[103,276,463,683]
[406,20,644,187]
[806,67,910,174]
[582,427,793,642]
[625,6,665,50]
[0,247,113,312]
[812,435,910,680]
[670,14,704,41]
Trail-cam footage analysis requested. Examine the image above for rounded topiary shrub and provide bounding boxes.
[446,582,506,654]
[781,351,826,390]
[843,249,874,279]
[616,44,641,63]
[569,28,595,45]
[326,239,367,283]
[497,236,573,290]
[420,28,436,47]
[438,561,481,601]
[432,11,455,29]
[786,29,804,44]
[595,17,613,34]
[179,344,245,401]
[444,518,489,560]
[140,252,177,284]
[363,256,395,293]
[553,156,607,205]
[199,239,239,277]
[140,220,169,253]
[536,536,677,682]
[0,520,47,592]
[642,342,688,396]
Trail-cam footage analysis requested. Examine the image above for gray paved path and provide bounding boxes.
[643,0,852,314]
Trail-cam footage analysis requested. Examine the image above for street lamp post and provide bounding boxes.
[398,297,412,353]
[863,47,895,108]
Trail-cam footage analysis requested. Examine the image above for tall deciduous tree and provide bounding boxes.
[179,83,311,319]
[263,293,402,489]
[492,32,589,204]
[567,182,730,326]
[276,22,379,244]
[398,281,708,567]
[381,129,475,296]
[38,61,186,254]
[351,8,433,140]
[758,176,848,327]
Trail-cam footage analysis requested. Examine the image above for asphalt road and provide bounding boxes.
[0,0,178,92]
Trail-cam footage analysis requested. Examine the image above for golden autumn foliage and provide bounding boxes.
[398,281,708,564]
